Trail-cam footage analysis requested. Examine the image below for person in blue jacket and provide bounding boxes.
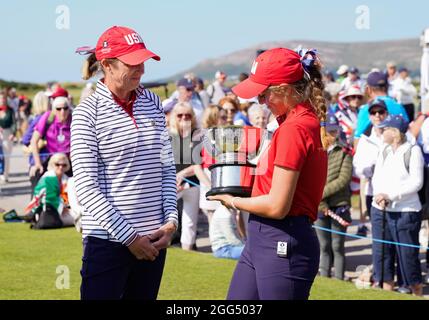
[354,71,409,142]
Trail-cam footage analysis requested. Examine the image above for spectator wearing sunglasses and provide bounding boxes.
[353,99,390,236]
[369,115,423,296]
[169,102,204,251]
[25,153,74,228]
[30,96,72,183]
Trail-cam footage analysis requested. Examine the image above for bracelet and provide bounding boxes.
[230,197,240,210]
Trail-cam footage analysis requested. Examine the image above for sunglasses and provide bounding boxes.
[369,109,386,116]
[55,163,67,168]
[177,113,193,120]
[347,95,362,100]
[219,115,228,121]
[56,106,69,111]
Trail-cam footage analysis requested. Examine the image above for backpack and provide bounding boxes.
[30,204,63,230]
[382,144,429,219]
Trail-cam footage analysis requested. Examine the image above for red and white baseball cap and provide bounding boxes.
[232,48,304,99]
[95,26,160,65]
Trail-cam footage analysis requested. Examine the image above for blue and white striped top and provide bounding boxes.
[71,80,178,246]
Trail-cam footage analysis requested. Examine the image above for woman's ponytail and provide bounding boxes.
[81,53,99,80]
[297,48,329,150]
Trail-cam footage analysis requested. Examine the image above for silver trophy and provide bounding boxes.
[203,126,268,197]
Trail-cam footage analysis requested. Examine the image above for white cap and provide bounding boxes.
[215,71,227,79]
[336,65,349,75]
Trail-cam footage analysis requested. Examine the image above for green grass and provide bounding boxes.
[0,220,421,300]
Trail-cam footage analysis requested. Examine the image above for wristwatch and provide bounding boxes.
[166,219,178,232]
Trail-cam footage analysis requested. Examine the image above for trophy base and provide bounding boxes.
[206,186,252,198]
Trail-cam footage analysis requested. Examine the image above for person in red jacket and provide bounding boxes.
[209,48,329,300]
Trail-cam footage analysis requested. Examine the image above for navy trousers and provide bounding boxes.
[371,207,422,286]
[227,215,320,300]
[80,236,166,300]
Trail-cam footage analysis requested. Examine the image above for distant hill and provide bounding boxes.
[164,38,423,82]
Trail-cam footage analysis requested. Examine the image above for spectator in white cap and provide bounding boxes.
[335,85,364,147]
[207,70,228,105]
[391,67,417,121]
[336,65,349,84]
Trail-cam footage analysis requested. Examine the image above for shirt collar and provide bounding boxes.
[276,102,314,126]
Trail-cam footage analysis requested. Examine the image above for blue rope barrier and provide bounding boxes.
[183,177,429,251]
[312,225,429,251]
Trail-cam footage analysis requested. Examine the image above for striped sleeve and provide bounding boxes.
[152,92,179,226]
[70,104,138,246]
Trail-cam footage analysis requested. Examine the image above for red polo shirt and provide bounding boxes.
[251,103,328,221]
[111,90,137,117]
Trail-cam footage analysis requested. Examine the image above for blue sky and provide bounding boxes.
[1,0,428,83]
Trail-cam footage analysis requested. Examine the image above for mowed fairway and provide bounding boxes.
[0,221,421,300]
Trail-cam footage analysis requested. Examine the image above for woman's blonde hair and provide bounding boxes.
[387,127,407,145]
[47,153,71,172]
[169,102,197,135]
[201,104,223,129]
[33,91,50,115]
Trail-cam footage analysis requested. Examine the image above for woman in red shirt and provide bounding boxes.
[208,48,329,300]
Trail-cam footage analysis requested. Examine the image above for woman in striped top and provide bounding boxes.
[71,26,178,300]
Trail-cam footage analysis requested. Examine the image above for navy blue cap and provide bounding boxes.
[195,77,204,86]
[177,78,195,90]
[376,114,409,133]
[398,67,409,73]
[367,71,388,87]
[349,67,359,74]
[368,98,388,112]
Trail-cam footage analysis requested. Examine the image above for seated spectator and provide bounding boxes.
[24,153,74,229]
[209,205,245,260]
[370,115,424,296]
[315,115,353,280]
